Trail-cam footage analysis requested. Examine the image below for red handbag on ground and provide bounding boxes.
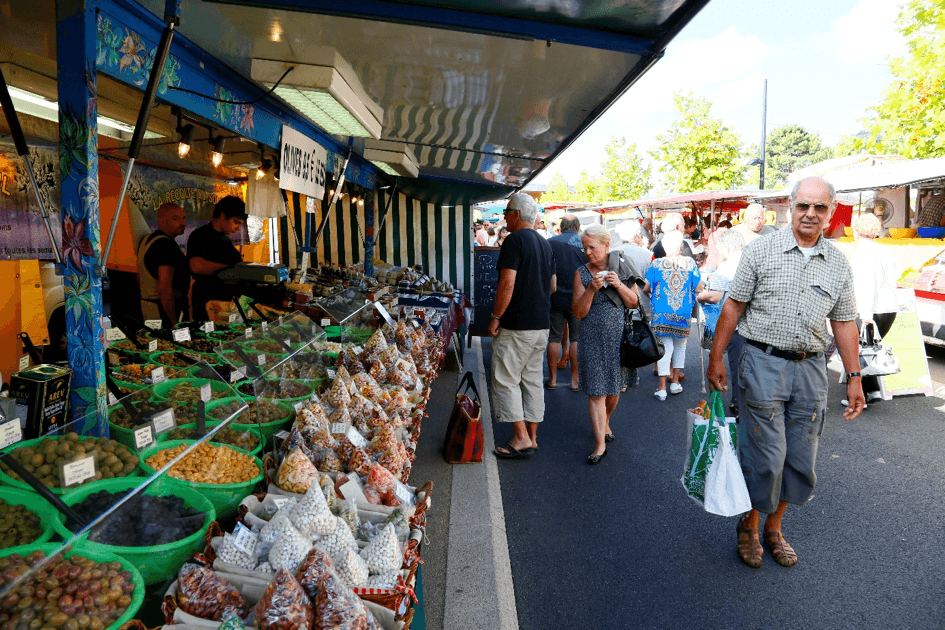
[442,371,484,464]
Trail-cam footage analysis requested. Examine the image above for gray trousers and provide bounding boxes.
[727,331,746,409]
[737,342,828,514]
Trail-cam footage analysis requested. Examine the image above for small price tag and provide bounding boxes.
[107,352,120,366]
[352,345,363,354]
[410,319,420,329]
[245,327,253,338]
[132,423,154,451]
[145,319,162,330]
[172,328,191,342]
[293,401,303,413]
[331,422,348,435]
[326,368,336,380]
[394,481,414,505]
[148,340,158,352]
[200,383,212,402]
[274,430,290,442]
[151,366,166,385]
[320,318,330,327]
[107,391,119,406]
[261,320,269,330]
[0,418,23,449]
[18,356,29,371]
[346,426,368,448]
[201,321,215,333]
[105,328,125,342]
[232,523,258,557]
[60,455,96,488]
[228,313,239,323]
[374,301,394,325]
[257,354,267,366]
[230,368,245,383]
[151,408,176,435]
[272,496,290,510]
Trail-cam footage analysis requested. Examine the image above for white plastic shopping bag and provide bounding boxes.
[702,423,752,517]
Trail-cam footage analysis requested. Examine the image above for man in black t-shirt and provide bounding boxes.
[137,203,189,326]
[187,196,247,321]
[488,193,556,459]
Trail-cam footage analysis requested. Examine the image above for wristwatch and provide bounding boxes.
[846,372,861,379]
[491,314,501,321]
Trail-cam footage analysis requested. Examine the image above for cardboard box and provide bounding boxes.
[9,364,72,439]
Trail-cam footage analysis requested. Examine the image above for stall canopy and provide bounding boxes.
[138,0,711,206]
[793,156,945,193]
[594,190,758,214]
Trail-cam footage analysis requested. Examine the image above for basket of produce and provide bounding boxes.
[0,542,146,629]
[53,477,216,585]
[139,441,263,519]
[0,434,141,495]
[0,487,57,552]
[153,378,233,403]
[108,400,203,450]
[160,420,263,459]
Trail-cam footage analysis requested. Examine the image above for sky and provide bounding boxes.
[532,0,909,187]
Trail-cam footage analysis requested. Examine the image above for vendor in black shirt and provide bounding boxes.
[187,196,247,322]
[137,203,189,327]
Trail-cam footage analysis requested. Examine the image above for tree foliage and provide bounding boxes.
[649,92,745,193]
[764,125,834,187]
[861,0,945,158]
[541,136,650,203]
[544,172,573,202]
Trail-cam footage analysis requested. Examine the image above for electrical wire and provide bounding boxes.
[169,66,295,105]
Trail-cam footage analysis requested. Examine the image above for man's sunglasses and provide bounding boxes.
[794,203,831,213]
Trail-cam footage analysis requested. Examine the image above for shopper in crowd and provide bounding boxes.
[475,221,489,247]
[641,217,654,243]
[696,229,745,415]
[916,188,945,227]
[732,203,775,245]
[850,212,898,404]
[496,226,509,247]
[703,216,732,271]
[486,226,498,246]
[490,193,556,459]
[652,212,694,259]
[546,214,587,391]
[707,176,864,570]
[572,224,641,465]
[138,202,190,327]
[615,220,653,276]
[645,232,702,400]
[187,196,247,322]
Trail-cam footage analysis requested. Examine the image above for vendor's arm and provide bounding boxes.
[697,288,725,304]
[831,318,865,421]
[189,257,231,276]
[487,267,516,337]
[706,298,747,392]
[156,265,177,325]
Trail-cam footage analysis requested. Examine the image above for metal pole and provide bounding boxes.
[375,180,399,236]
[99,19,177,273]
[760,78,767,190]
[0,69,64,265]
[312,147,353,248]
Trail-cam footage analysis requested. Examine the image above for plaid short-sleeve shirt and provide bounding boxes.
[728,227,857,353]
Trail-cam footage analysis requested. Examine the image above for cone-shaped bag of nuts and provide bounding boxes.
[276,447,319,494]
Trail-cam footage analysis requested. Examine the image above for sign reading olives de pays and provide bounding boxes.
[280,125,327,200]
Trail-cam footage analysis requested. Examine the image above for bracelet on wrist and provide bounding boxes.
[491,314,501,321]
[846,372,861,379]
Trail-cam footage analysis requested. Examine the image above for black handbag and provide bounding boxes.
[620,303,665,369]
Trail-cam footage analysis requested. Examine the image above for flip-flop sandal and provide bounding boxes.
[493,443,531,459]
[570,385,581,392]
[521,446,538,453]
[763,531,798,567]
[545,382,557,390]
[736,519,763,568]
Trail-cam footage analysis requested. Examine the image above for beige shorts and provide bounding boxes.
[491,328,550,423]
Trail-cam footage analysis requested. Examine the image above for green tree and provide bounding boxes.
[544,172,573,202]
[861,0,945,158]
[764,125,834,187]
[833,131,869,158]
[574,170,602,203]
[649,92,745,192]
[599,136,651,200]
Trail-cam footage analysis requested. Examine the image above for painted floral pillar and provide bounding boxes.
[363,193,375,278]
[56,0,107,435]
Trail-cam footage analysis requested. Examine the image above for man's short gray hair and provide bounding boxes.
[717,229,745,257]
[661,231,684,256]
[790,177,836,202]
[581,223,611,247]
[618,220,649,246]
[506,193,539,224]
[559,214,581,232]
[660,212,685,234]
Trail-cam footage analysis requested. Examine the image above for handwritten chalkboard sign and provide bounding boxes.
[470,246,501,337]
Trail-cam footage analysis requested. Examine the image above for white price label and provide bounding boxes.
[374,301,394,325]
[346,426,368,448]
[0,418,23,449]
[145,319,162,330]
[60,455,96,488]
[105,328,125,342]
[272,496,290,510]
[352,345,364,354]
[411,319,420,329]
[293,402,303,413]
[261,320,269,330]
[321,318,330,327]
[257,354,267,366]
[200,383,212,402]
[133,423,154,450]
[245,327,253,338]
[148,340,158,352]
[331,422,348,435]
[172,328,191,342]
[326,368,336,380]
[151,366,166,384]
[107,392,119,406]
[230,368,245,383]
[274,430,291,442]
[107,352,120,366]
[394,481,414,505]
[228,313,239,323]
[201,321,215,333]
[232,523,258,557]
[18,356,29,371]
[151,408,176,434]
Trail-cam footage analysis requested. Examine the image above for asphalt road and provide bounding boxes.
[486,337,945,630]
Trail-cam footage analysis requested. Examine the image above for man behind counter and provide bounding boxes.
[138,202,189,327]
[187,196,247,322]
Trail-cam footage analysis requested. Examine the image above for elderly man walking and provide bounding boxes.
[732,203,775,245]
[707,177,865,569]
[546,214,587,391]
[489,193,556,459]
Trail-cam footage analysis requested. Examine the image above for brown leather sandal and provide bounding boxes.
[736,518,763,568]
[763,531,798,567]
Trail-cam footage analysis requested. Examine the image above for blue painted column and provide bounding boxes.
[363,193,375,277]
[57,0,107,435]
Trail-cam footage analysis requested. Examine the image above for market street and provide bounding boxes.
[485,337,945,630]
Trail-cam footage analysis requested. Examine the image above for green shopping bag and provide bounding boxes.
[681,390,739,506]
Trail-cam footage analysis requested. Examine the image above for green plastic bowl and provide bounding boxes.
[223,398,294,447]
[160,418,263,459]
[0,436,141,495]
[138,440,263,519]
[107,400,206,451]
[153,378,235,404]
[0,487,56,553]
[0,542,145,629]
[53,477,215,585]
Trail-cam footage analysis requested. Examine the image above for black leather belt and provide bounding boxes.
[745,338,821,362]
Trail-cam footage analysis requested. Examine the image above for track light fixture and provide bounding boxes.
[209,130,226,167]
[256,144,273,180]
[173,106,195,158]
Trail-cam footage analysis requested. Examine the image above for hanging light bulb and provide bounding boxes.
[210,134,226,168]
[256,157,273,180]
[177,124,195,158]
[358,196,364,206]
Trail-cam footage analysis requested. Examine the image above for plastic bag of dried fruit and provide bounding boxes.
[254,568,314,630]
[276,447,319,494]
[296,548,381,630]
[176,563,248,621]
